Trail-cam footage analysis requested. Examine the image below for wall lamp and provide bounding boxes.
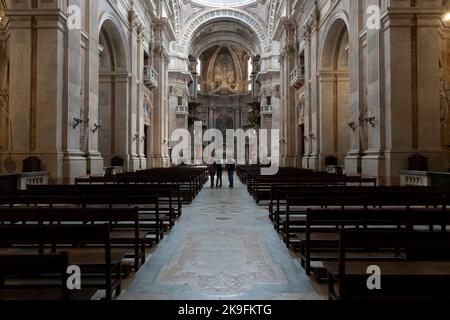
[92,123,102,133]
[309,133,316,140]
[133,134,140,141]
[347,121,356,132]
[72,118,83,129]
[364,116,376,128]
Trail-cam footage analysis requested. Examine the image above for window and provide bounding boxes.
[178,97,183,106]
[196,58,201,75]
[266,96,272,106]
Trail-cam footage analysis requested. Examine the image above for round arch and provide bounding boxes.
[180,9,269,56]
[318,11,351,169]
[319,11,350,70]
[98,13,130,71]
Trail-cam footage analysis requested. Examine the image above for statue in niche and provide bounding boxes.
[440,67,449,127]
[211,53,238,95]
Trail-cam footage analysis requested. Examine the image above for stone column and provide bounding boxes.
[309,18,320,170]
[416,14,447,170]
[6,9,66,183]
[85,0,104,176]
[150,21,170,167]
[278,18,298,167]
[382,10,446,184]
[346,0,365,175]
[63,0,87,182]
[127,18,143,171]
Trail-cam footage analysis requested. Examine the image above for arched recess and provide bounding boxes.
[205,46,247,94]
[98,18,129,167]
[319,17,350,167]
[180,9,269,56]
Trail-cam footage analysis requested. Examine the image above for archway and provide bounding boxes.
[319,18,350,169]
[98,19,128,168]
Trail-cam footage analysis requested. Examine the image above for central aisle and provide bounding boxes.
[120,175,325,300]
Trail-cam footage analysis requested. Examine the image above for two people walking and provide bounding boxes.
[208,161,235,188]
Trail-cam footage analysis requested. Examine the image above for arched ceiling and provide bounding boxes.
[189,20,259,57]
[180,8,270,56]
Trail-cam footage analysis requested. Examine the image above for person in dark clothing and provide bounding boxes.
[226,161,236,188]
[215,161,223,188]
[208,163,216,188]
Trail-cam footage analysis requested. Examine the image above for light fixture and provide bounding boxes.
[347,121,356,132]
[444,12,450,22]
[92,123,102,133]
[72,118,83,129]
[364,116,376,127]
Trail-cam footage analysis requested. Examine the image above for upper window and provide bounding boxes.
[191,0,257,7]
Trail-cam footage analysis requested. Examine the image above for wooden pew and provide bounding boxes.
[26,184,181,227]
[0,207,145,271]
[248,175,377,204]
[284,193,450,248]
[325,230,450,300]
[271,186,439,231]
[269,185,436,219]
[0,224,120,300]
[301,208,450,275]
[0,194,162,244]
[0,252,97,300]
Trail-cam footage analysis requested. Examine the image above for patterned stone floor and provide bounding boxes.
[119,175,326,300]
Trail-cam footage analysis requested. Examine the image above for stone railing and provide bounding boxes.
[175,105,188,115]
[0,171,49,191]
[399,170,450,188]
[261,105,273,115]
[400,171,431,187]
[19,171,49,190]
[144,65,159,90]
[290,65,305,89]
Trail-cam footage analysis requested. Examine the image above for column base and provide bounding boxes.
[150,155,164,168]
[128,155,142,172]
[362,150,386,185]
[63,152,87,184]
[305,154,320,171]
[282,156,300,167]
[86,152,104,177]
[345,151,363,176]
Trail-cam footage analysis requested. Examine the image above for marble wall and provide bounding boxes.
[274,0,450,184]
[0,0,176,183]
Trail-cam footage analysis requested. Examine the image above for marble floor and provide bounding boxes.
[119,175,326,300]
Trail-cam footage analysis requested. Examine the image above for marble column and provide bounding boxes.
[150,23,169,167]
[5,10,66,183]
[346,0,365,175]
[382,11,446,184]
[85,0,104,176]
[63,0,87,183]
